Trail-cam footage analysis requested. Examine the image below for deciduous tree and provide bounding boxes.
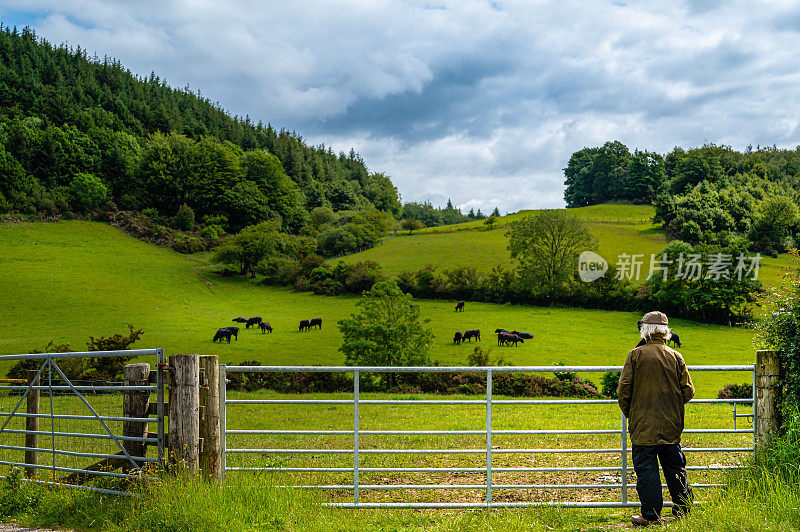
[507,210,597,294]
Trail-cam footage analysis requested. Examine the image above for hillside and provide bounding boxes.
[0,220,759,397]
[0,26,400,229]
[341,203,790,288]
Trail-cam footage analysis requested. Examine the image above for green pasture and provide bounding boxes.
[353,204,666,278]
[0,221,762,397]
[350,203,791,289]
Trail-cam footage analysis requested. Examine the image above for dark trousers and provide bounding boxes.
[631,444,693,520]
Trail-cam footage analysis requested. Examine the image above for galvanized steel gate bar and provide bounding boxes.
[0,349,166,496]
[221,364,755,509]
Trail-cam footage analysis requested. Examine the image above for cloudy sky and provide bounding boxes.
[2,1,800,213]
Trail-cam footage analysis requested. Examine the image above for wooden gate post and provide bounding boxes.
[756,350,781,449]
[199,355,222,482]
[168,354,200,471]
[123,363,151,470]
[24,370,40,478]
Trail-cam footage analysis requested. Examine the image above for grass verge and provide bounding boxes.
[0,464,796,531]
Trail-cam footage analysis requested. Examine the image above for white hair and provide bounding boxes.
[640,323,671,341]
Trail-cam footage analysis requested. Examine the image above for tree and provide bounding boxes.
[749,196,799,253]
[69,172,107,211]
[507,210,597,294]
[491,207,501,217]
[483,215,498,230]
[212,221,281,277]
[173,203,195,231]
[401,218,425,234]
[645,240,761,322]
[338,280,433,385]
[625,150,665,202]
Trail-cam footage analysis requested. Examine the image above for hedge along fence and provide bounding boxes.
[405,216,654,236]
[225,360,601,397]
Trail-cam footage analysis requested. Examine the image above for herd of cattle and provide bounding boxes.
[451,301,534,347]
[452,328,533,347]
[210,302,684,350]
[212,316,322,343]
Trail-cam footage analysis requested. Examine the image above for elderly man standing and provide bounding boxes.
[618,311,695,527]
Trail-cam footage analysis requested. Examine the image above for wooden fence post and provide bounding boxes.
[24,370,40,479]
[756,350,781,449]
[123,363,151,470]
[168,354,200,471]
[199,355,222,482]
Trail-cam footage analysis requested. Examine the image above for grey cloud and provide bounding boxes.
[7,0,800,214]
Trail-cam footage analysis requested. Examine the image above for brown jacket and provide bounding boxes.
[617,338,695,446]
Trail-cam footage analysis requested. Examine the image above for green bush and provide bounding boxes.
[552,361,577,382]
[69,172,107,212]
[717,383,752,399]
[601,371,621,398]
[173,203,195,231]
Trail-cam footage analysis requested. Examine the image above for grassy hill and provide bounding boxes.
[0,220,763,396]
[343,203,790,288]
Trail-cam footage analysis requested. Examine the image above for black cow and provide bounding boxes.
[232,317,248,324]
[225,326,239,340]
[455,301,465,312]
[246,316,262,329]
[499,333,523,347]
[310,318,322,330]
[299,319,311,332]
[453,331,463,345]
[510,331,533,340]
[259,321,273,334]
[463,329,481,342]
[668,332,681,348]
[212,328,232,343]
[495,328,508,334]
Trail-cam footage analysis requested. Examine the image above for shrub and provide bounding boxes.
[171,234,206,254]
[173,203,195,231]
[717,383,752,399]
[552,361,577,382]
[601,371,621,398]
[69,172,107,212]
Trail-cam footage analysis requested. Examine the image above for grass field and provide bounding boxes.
[343,203,792,288]
[0,220,762,397]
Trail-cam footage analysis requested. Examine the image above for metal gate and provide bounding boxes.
[0,349,166,495]
[220,364,754,509]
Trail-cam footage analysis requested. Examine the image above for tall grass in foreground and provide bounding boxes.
[0,466,796,531]
[0,413,797,531]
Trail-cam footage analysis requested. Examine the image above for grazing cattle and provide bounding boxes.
[225,326,239,340]
[463,329,481,342]
[232,317,248,324]
[246,316,262,329]
[495,328,508,334]
[510,331,533,340]
[453,331,463,345]
[455,301,465,312]
[310,318,322,330]
[499,333,523,347]
[259,321,273,334]
[299,319,311,332]
[668,332,681,348]
[212,328,232,343]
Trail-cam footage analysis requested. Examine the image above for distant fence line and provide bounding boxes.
[400,217,654,237]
